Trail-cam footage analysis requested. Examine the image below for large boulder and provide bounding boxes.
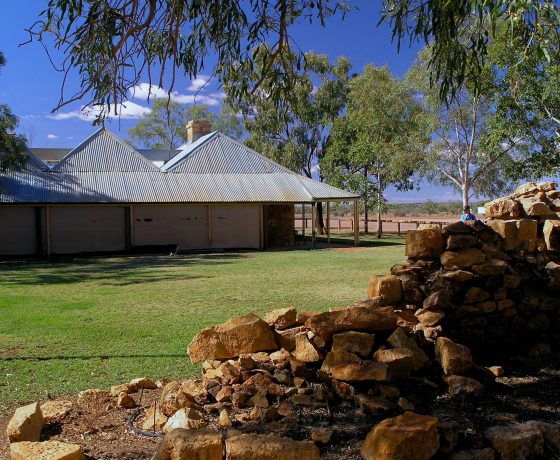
[151,429,223,460]
[332,331,375,358]
[321,350,390,382]
[188,313,278,364]
[40,400,73,424]
[367,275,402,303]
[485,197,523,219]
[440,249,486,269]
[6,402,44,443]
[486,219,537,251]
[292,333,323,362]
[225,434,320,459]
[485,423,544,460]
[361,411,440,460]
[405,229,446,258]
[10,441,85,460]
[305,305,397,341]
[543,220,560,251]
[264,307,297,330]
[435,337,474,375]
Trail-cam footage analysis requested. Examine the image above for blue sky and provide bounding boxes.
[0,1,463,203]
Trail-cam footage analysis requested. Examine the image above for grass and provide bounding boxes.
[0,233,405,414]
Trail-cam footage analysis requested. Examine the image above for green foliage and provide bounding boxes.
[29,0,351,122]
[406,45,532,206]
[323,65,431,223]
[230,51,351,178]
[389,200,486,217]
[128,100,243,149]
[381,0,560,103]
[0,51,28,171]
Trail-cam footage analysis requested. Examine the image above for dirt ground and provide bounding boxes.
[1,352,558,459]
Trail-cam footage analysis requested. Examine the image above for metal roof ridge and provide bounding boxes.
[51,128,105,171]
[160,131,220,172]
[215,133,298,175]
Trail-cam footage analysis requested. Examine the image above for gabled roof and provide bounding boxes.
[31,148,72,162]
[52,128,159,173]
[161,132,291,174]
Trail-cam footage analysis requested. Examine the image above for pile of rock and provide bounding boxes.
[380,181,560,355]
[5,181,560,459]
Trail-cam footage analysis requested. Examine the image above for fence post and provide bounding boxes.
[397,221,401,236]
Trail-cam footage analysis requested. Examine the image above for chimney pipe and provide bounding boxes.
[186,120,213,143]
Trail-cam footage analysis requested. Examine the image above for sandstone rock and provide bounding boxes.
[405,229,446,258]
[331,379,356,400]
[7,402,43,443]
[305,305,397,341]
[248,389,269,408]
[486,219,537,251]
[226,434,320,459]
[464,287,490,304]
[240,372,284,396]
[332,331,374,358]
[159,381,200,416]
[117,392,136,409]
[443,221,477,234]
[292,333,323,362]
[520,199,555,217]
[435,337,474,375]
[215,386,233,403]
[142,403,169,431]
[423,290,453,310]
[543,220,560,251]
[311,427,333,444]
[447,234,479,250]
[503,275,522,289]
[472,259,508,276]
[397,397,415,411]
[321,350,390,382]
[130,377,158,389]
[387,328,429,371]
[450,448,496,460]
[439,270,474,283]
[219,409,232,428]
[437,421,459,454]
[110,383,135,396]
[356,394,396,415]
[368,275,402,302]
[514,181,556,196]
[486,423,544,460]
[10,441,85,460]
[231,391,251,408]
[489,366,505,377]
[374,348,414,381]
[163,407,206,432]
[361,411,440,460]
[264,307,297,330]
[188,313,278,364]
[523,420,560,451]
[445,375,485,397]
[417,223,440,230]
[274,326,306,352]
[415,309,445,327]
[485,197,523,219]
[152,428,223,460]
[441,249,486,269]
[40,400,72,424]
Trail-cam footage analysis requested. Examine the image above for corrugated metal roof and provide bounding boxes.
[31,148,72,162]
[161,132,291,174]
[52,129,159,172]
[0,129,358,204]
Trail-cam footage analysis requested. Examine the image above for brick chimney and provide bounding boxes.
[186,120,213,143]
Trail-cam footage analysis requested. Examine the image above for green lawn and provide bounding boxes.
[0,234,405,414]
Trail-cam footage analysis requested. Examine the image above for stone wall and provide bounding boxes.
[264,204,295,248]
[369,181,560,356]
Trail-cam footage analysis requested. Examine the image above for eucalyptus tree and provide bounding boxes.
[323,65,431,237]
[27,0,351,123]
[0,51,28,171]
[381,0,560,103]
[129,100,242,150]
[230,50,351,233]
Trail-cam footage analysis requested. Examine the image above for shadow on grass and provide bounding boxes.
[0,353,186,362]
[0,253,246,287]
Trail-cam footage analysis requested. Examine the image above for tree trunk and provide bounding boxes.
[363,167,368,234]
[316,202,326,234]
[462,181,469,208]
[376,170,383,239]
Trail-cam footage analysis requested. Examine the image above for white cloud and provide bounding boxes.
[187,75,211,91]
[47,134,58,140]
[50,101,151,121]
[129,82,221,106]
